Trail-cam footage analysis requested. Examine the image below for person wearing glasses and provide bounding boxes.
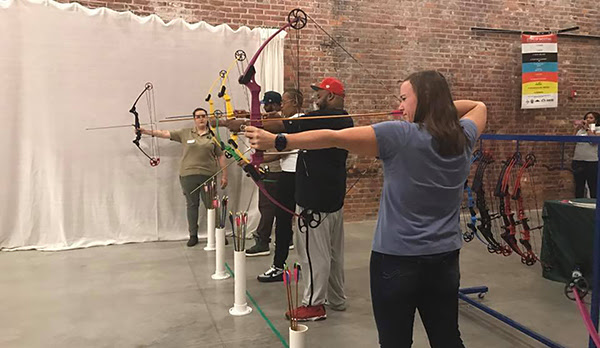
[138,107,228,247]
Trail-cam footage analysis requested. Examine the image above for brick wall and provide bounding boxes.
[61,0,600,221]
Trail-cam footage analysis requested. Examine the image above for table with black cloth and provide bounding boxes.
[541,198,596,284]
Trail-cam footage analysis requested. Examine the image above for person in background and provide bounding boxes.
[245,91,285,256]
[256,89,303,282]
[138,108,227,247]
[572,111,600,198]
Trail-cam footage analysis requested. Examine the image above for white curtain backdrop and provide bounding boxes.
[0,0,287,251]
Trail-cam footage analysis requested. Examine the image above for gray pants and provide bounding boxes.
[296,205,346,308]
[179,174,211,236]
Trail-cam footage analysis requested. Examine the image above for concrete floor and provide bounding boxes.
[0,220,588,347]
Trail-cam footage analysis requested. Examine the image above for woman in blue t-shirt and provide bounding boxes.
[244,70,486,348]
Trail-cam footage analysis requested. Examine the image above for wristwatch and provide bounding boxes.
[275,133,287,152]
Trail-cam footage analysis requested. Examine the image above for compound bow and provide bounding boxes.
[495,152,535,263]
[472,151,508,254]
[462,150,485,243]
[236,9,307,218]
[511,153,543,265]
[129,82,160,166]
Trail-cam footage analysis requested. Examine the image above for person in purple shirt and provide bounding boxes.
[244,70,487,348]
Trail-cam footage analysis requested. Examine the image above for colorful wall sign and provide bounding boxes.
[522,34,558,109]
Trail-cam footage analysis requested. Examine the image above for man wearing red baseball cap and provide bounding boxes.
[286,77,351,321]
[234,78,352,321]
[265,77,349,322]
[310,77,345,97]
[256,77,353,321]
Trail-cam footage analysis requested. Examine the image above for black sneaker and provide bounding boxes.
[257,265,284,282]
[246,242,270,257]
[187,235,198,247]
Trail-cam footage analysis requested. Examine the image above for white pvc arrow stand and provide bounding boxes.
[211,227,230,280]
[289,324,308,348]
[204,208,216,251]
[229,250,252,316]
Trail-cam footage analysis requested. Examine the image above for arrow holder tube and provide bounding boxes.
[204,208,216,251]
[211,228,229,280]
[229,250,252,316]
[289,324,308,348]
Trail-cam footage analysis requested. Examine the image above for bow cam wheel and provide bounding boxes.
[565,277,589,301]
[525,153,536,166]
[288,9,307,30]
[235,50,246,61]
[463,232,474,243]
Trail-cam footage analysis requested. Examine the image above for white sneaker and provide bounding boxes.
[257,265,284,283]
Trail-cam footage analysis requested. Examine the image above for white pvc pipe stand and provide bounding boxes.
[204,208,216,251]
[211,228,230,280]
[289,324,308,348]
[229,250,252,316]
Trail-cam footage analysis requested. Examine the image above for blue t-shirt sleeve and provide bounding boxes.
[460,119,479,148]
[372,121,410,160]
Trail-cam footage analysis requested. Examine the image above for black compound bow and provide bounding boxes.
[129,82,160,166]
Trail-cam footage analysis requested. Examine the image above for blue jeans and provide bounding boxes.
[370,250,464,348]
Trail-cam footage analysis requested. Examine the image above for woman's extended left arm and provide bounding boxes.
[244,125,379,157]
